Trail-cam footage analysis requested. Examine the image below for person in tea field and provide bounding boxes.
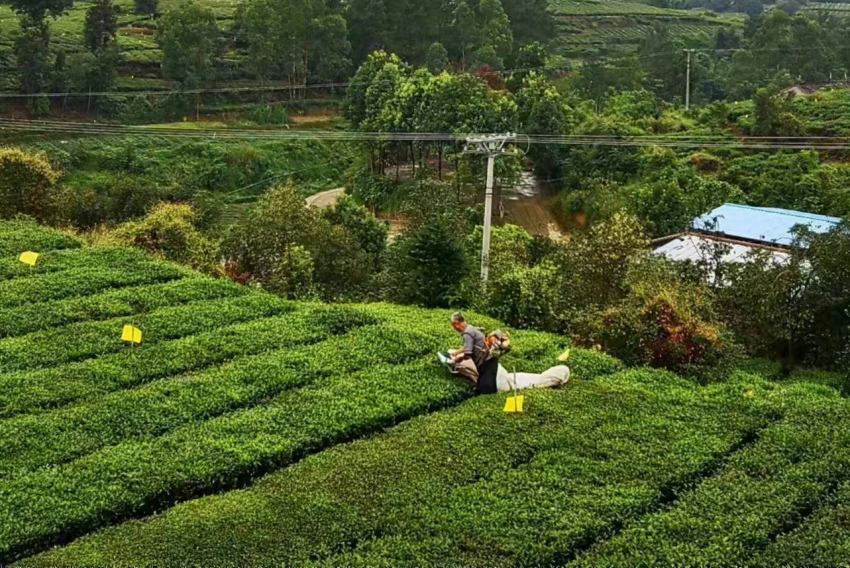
[441,312,570,395]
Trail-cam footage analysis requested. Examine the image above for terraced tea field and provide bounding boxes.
[2,218,850,567]
[550,0,743,59]
[0,0,745,92]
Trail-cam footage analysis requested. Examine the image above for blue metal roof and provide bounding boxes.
[691,204,842,246]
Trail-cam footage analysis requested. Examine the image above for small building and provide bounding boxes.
[654,204,842,267]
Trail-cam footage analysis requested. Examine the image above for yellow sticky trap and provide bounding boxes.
[558,349,572,362]
[504,396,525,414]
[121,325,143,345]
[19,251,39,267]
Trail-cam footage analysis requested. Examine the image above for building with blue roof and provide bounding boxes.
[654,204,842,268]
[691,204,841,247]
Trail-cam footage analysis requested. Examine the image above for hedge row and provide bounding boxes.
[0,247,150,282]
[572,383,850,567]
[0,317,568,477]
[0,262,185,310]
[0,220,81,257]
[0,360,470,562]
[348,303,625,381]
[0,277,247,339]
[18,370,772,568]
[752,481,850,567]
[323,371,780,567]
[786,367,849,395]
[0,305,375,418]
[0,294,292,373]
[0,324,436,478]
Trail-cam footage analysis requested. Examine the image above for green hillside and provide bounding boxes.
[0,219,847,566]
[0,0,745,93]
[550,0,744,59]
[0,0,240,91]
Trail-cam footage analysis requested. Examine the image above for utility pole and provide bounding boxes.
[465,134,516,288]
[684,49,693,111]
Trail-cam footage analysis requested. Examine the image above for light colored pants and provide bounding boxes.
[496,365,570,393]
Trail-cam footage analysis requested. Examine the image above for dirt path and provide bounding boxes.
[306,187,346,209]
[501,173,566,241]
[307,175,567,242]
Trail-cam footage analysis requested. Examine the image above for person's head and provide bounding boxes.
[451,312,467,333]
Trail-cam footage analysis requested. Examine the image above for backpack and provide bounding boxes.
[485,330,512,359]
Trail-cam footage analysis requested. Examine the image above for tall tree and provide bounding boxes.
[7,0,74,20]
[134,0,158,16]
[156,2,220,90]
[426,42,449,74]
[345,50,406,126]
[9,0,74,106]
[14,16,51,95]
[450,0,478,67]
[240,0,350,87]
[516,73,574,178]
[476,0,513,69]
[499,0,556,46]
[84,0,119,52]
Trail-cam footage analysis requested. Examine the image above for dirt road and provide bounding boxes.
[306,188,345,209]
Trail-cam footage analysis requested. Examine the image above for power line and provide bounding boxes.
[3,119,850,150]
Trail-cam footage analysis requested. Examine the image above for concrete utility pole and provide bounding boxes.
[684,49,694,111]
[465,133,516,288]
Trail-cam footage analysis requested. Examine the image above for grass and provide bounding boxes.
[33,136,353,208]
[2,219,850,567]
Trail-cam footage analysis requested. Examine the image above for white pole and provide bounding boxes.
[685,49,692,111]
[481,149,496,286]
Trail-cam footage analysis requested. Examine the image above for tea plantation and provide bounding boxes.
[2,219,850,567]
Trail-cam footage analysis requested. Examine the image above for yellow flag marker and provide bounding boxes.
[504,370,525,414]
[121,325,143,345]
[504,395,525,414]
[19,251,39,267]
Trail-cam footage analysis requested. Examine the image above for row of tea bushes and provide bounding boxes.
[573,383,850,567]
[0,294,292,372]
[17,370,774,567]
[0,220,80,257]
[0,277,247,338]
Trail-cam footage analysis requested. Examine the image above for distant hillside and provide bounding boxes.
[550,0,744,60]
[0,0,746,94]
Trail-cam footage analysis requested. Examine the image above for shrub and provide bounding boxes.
[0,276,245,339]
[0,148,61,222]
[0,305,372,418]
[0,361,469,562]
[573,386,850,567]
[0,261,184,311]
[112,202,220,273]
[786,368,849,395]
[752,481,850,567]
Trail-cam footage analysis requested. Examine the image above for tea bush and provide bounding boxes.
[0,277,247,338]
[0,218,80,257]
[0,294,291,372]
